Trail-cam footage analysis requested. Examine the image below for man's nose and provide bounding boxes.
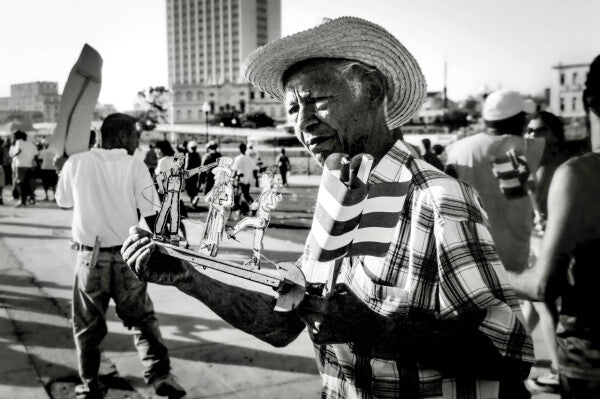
[297,105,319,133]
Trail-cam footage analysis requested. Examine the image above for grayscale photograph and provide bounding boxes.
[0,1,599,398]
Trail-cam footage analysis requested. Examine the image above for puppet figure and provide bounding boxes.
[199,157,234,256]
[154,153,189,243]
[227,171,282,268]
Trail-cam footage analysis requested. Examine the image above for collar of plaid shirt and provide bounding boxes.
[301,140,534,399]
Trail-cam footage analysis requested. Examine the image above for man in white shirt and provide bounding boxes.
[232,142,257,215]
[56,113,185,399]
[9,130,38,207]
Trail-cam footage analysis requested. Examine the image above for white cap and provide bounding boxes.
[187,140,198,151]
[483,90,526,121]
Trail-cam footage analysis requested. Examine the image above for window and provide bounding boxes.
[260,92,265,99]
[560,97,565,112]
[572,96,577,112]
[186,91,193,101]
[187,110,192,120]
[250,91,255,100]
[197,91,203,100]
[573,72,578,85]
[176,110,181,120]
[560,73,565,85]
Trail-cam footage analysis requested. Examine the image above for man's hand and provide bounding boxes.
[297,286,380,345]
[121,226,192,286]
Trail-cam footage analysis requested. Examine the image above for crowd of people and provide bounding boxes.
[0,132,58,206]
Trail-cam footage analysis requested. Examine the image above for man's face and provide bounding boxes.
[283,62,376,165]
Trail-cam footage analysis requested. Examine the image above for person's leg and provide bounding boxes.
[26,167,36,203]
[72,250,111,398]
[16,167,27,205]
[111,254,185,397]
[279,168,287,186]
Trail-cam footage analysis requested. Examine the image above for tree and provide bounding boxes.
[135,86,171,131]
[243,111,275,128]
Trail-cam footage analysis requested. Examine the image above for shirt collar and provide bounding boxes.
[91,147,128,155]
[369,140,415,184]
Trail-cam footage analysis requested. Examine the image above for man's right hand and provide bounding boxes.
[121,226,192,286]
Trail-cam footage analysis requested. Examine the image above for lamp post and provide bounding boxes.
[231,118,237,143]
[201,102,211,143]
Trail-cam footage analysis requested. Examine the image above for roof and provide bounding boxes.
[552,63,589,70]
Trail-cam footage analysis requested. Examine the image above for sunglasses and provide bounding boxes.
[525,126,549,135]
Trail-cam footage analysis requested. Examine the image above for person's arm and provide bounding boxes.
[55,158,74,210]
[509,164,580,302]
[121,227,306,347]
[134,160,159,231]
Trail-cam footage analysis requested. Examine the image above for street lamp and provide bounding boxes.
[231,118,237,143]
[201,102,211,143]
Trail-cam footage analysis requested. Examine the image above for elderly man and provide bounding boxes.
[122,17,532,398]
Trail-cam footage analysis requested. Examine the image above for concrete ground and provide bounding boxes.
[0,177,558,398]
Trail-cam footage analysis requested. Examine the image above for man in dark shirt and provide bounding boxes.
[510,54,600,397]
[199,141,221,195]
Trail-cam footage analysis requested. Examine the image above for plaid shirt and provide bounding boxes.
[301,140,534,399]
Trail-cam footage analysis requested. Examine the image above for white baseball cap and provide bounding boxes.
[483,90,528,121]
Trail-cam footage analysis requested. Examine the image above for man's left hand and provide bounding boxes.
[297,286,380,345]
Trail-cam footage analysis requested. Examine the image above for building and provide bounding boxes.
[0,82,61,122]
[166,0,284,124]
[550,63,589,118]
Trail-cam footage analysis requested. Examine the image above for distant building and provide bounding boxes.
[0,82,61,122]
[550,63,589,118]
[167,0,284,124]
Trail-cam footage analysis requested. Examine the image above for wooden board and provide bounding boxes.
[49,43,102,156]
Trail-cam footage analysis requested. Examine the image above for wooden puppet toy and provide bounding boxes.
[199,157,234,256]
[227,171,282,269]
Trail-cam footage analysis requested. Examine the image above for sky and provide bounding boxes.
[1,0,599,111]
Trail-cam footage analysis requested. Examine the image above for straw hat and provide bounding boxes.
[241,17,427,128]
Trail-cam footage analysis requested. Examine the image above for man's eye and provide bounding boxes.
[287,105,299,115]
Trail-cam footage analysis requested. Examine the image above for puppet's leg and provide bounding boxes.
[154,193,172,238]
[251,226,266,269]
[229,217,266,237]
[169,193,181,238]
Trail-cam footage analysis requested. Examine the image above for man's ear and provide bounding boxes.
[366,71,386,108]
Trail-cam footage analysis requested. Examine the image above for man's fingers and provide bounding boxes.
[122,236,152,261]
[128,225,151,237]
[126,243,155,275]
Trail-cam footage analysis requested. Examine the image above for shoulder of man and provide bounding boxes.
[410,158,488,225]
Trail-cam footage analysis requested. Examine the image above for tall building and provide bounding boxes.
[550,63,589,118]
[167,0,284,124]
[0,82,61,122]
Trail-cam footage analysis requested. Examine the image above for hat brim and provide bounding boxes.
[241,17,427,129]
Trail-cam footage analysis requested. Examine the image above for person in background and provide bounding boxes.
[510,54,600,399]
[275,148,291,186]
[144,143,158,176]
[39,143,57,201]
[184,141,201,208]
[154,140,187,239]
[0,138,5,204]
[519,110,572,394]
[247,144,263,186]
[9,130,38,207]
[445,90,538,276]
[199,141,222,196]
[421,138,444,170]
[232,142,257,215]
[55,114,186,399]
[154,140,176,177]
[432,143,447,166]
[524,111,570,218]
[1,138,11,187]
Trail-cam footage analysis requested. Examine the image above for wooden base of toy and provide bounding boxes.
[154,242,306,312]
